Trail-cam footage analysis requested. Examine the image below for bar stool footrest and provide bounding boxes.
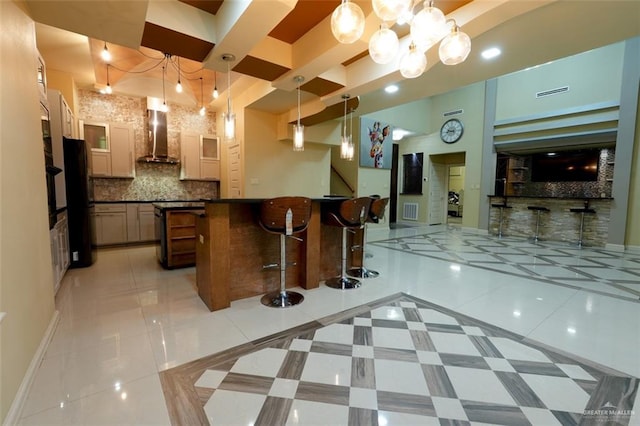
[347,267,379,278]
[261,290,304,308]
[325,277,361,289]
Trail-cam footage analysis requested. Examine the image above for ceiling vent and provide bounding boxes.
[536,86,569,98]
[444,109,464,117]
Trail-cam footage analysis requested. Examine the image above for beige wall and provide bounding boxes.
[626,96,640,248]
[0,1,56,421]
[496,41,625,121]
[243,109,332,198]
[399,82,485,227]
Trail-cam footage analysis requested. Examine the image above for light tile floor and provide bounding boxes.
[18,224,640,425]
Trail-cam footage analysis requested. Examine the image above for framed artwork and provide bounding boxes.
[360,117,393,169]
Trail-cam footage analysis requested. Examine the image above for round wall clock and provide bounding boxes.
[440,118,464,144]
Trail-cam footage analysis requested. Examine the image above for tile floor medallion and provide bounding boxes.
[371,230,640,302]
[160,293,638,426]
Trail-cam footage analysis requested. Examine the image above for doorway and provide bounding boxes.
[447,165,465,224]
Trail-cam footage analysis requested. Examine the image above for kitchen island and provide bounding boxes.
[153,202,205,269]
[196,197,361,311]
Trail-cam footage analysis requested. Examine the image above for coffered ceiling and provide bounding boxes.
[27,0,640,129]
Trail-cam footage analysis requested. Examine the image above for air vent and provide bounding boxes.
[536,86,569,98]
[444,109,464,117]
[402,203,419,220]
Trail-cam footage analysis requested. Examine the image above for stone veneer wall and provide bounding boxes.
[489,198,611,247]
[78,89,218,201]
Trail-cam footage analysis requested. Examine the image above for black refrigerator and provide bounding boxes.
[63,137,97,268]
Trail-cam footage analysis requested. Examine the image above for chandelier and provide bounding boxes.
[331,0,471,78]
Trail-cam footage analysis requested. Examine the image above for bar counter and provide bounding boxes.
[488,195,612,246]
[195,197,362,311]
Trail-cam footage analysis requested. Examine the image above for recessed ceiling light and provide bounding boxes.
[481,47,501,60]
[384,84,399,94]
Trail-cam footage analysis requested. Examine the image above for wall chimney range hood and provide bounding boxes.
[138,97,179,164]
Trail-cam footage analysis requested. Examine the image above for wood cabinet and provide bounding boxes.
[180,132,220,181]
[94,204,127,245]
[50,211,70,294]
[165,210,200,268]
[48,90,75,209]
[80,120,135,178]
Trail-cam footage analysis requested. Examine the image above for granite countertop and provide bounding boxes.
[487,195,613,200]
[200,196,349,204]
[153,202,205,211]
[95,199,205,204]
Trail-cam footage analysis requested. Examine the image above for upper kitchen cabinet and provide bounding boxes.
[180,132,220,181]
[80,120,135,178]
[48,89,75,209]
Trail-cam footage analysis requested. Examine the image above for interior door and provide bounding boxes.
[228,144,241,198]
[428,162,446,225]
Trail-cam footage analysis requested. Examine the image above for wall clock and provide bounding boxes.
[440,118,464,144]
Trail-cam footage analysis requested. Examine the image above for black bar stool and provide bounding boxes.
[258,196,312,308]
[527,206,550,243]
[322,197,372,289]
[348,197,389,279]
[569,206,596,248]
[491,202,512,238]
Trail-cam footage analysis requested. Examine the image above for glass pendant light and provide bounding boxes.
[212,72,219,99]
[175,57,183,93]
[105,64,112,94]
[222,54,236,142]
[161,64,168,112]
[410,0,447,52]
[339,94,353,160]
[199,77,205,116]
[101,42,111,62]
[293,76,304,152]
[369,24,399,64]
[331,0,365,44]
[372,0,411,22]
[439,19,471,65]
[399,42,427,78]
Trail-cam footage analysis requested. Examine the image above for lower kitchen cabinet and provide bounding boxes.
[126,203,156,243]
[50,211,70,294]
[94,204,127,245]
[165,210,200,268]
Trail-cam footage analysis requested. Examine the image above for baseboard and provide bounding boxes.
[3,310,60,426]
[626,245,640,254]
[604,243,626,253]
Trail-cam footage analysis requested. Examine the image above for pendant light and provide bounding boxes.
[199,77,205,116]
[101,42,111,62]
[161,64,168,112]
[331,0,365,44]
[399,41,427,78]
[439,19,472,65]
[212,72,219,99]
[175,57,183,93]
[222,54,236,142]
[105,64,112,94]
[369,23,399,64]
[339,94,353,161]
[293,76,304,152]
[372,0,411,22]
[347,104,355,161]
[410,0,447,52]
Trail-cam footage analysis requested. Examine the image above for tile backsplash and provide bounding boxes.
[79,89,218,201]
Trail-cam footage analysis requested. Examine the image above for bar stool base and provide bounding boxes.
[261,291,304,308]
[347,267,379,278]
[325,277,361,289]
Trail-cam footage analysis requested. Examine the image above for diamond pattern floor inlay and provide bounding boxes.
[160,293,638,425]
[371,231,640,301]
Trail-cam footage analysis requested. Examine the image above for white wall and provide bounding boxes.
[0,1,56,421]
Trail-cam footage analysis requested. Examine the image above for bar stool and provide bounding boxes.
[527,206,550,243]
[323,197,372,289]
[258,196,312,308]
[491,202,512,238]
[569,206,596,248]
[348,197,389,279]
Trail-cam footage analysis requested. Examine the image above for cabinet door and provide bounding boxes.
[110,123,135,178]
[96,213,127,245]
[200,159,220,180]
[201,135,219,160]
[91,151,111,176]
[61,98,74,138]
[126,204,140,242]
[139,210,156,241]
[180,132,200,180]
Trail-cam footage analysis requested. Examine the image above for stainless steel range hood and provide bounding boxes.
[138,98,179,164]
